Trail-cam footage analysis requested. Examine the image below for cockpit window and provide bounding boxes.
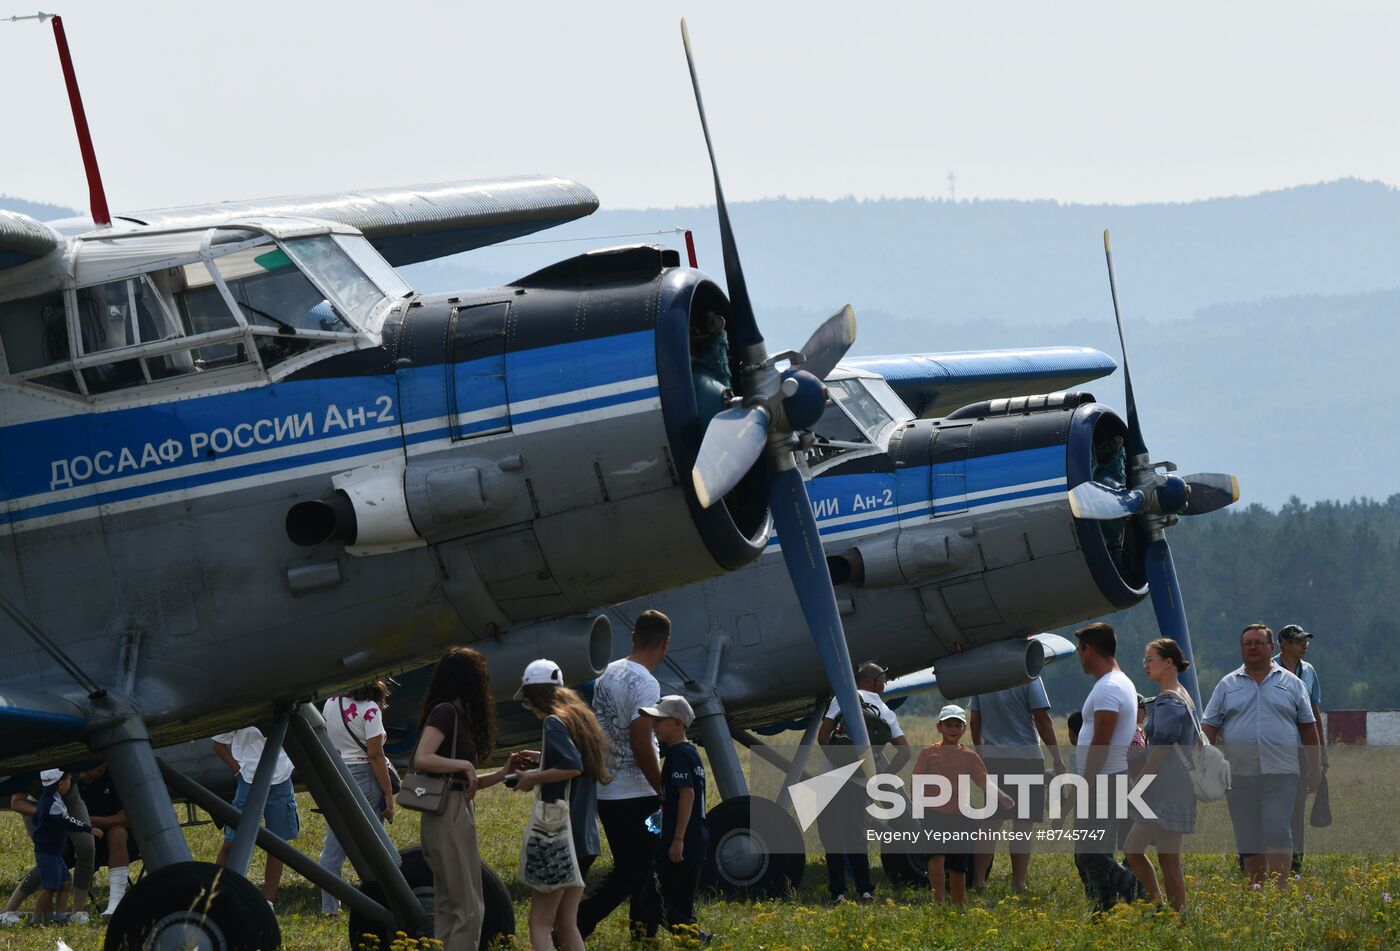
[282,235,397,332]
[831,379,896,442]
[212,242,356,335]
[803,378,902,470]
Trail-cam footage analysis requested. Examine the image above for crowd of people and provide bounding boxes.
[814,620,1324,919]
[2,610,1328,943]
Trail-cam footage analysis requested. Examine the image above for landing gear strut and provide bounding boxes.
[88,700,514,950]
[687,684,806,899]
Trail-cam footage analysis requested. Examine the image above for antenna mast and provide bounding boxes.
[5,11,111,225]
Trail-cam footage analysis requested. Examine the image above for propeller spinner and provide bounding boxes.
[680,20,873,755]
[1068,231,1242,705]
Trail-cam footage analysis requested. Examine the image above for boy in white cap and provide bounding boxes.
[912,706,1011,905]
[32,770,104,922]
[636,696,709,941]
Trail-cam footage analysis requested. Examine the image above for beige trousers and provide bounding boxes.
[421,791,483,951]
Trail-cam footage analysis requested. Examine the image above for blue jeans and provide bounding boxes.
[318,763,384,914]
[225,778,299,841]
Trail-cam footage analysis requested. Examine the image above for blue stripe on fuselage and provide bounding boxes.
[0,331,657,527]
[767,445,1067,546]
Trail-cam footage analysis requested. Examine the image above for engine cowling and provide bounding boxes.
[284,245,772,634]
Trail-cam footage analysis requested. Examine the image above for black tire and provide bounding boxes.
[879,843,929,888]
[348,844,514,950]
[701,796,805,899]
[874,814,926,888]
[103,861,278,951]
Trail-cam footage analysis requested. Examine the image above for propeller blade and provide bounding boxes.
[1103,230,1147,458]
[768,466,873,757]
[1144,537,1201,707]
[796,305,857,382]
[1068,481,1146,520]
[1182,472,1240,515]
[680,19,761,352]
[692,405,771,509]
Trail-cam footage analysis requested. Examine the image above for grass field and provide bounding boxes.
[3,723,1399,950]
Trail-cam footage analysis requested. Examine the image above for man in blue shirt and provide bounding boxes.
[1203,623,1321,886]
[1275,624,1328,873]
[969,676,1068,892]
[637,695,708,940]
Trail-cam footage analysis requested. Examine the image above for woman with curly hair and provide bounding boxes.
[511,659,611,951]
[411,647,517,951]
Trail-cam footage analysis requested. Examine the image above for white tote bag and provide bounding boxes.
[517,721,584,892]
[1171,693,1231,802]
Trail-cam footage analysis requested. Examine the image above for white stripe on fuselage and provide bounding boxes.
[0,381,660,537]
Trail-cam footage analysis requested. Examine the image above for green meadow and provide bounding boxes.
[3,722,1398,950]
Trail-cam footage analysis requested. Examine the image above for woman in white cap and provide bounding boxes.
[511,658,610,951]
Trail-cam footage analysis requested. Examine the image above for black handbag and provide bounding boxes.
[339,695,402,795]
[1310,773,1332,828]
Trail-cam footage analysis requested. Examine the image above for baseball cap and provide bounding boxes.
[938,704,968,723]
[513,658,564,699]
[638,695,695,727]
[1279,624,1313,641]
[40,769,64,787]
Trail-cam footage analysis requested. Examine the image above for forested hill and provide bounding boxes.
[1016,497,1400,715]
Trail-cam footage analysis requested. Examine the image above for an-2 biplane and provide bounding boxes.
[0,14,1238,950]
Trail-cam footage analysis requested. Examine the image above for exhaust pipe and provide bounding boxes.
[932,637,1046,699]
[478,614,615,698]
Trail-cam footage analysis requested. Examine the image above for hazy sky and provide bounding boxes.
[3,1,1397,214]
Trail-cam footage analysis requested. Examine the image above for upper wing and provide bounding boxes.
[118,175,600,267]
[843,346,1117,418]
[0,211,63,272]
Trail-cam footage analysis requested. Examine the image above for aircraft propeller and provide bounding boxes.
[680,20,873,754]
[1067,230,1242,705]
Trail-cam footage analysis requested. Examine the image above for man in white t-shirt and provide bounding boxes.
[211,726,298,906]
[577,610,670,940]
[816,662,911,902]
[1072,622,1144,912]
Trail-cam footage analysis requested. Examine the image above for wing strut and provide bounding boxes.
[0,589,106,699]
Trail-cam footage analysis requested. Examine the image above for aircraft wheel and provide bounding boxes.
[348,844,514,950]
[702,796,804,899]
[880,840,929,887]
[103,861,278,951]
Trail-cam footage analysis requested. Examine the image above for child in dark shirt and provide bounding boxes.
[637,696,708,940]
[32,770,103,922]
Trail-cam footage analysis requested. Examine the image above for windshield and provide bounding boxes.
[210,242,355,335]
[284,235,397,332]
[830,379,897,443]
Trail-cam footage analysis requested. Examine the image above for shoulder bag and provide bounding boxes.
[517,718,584,892]
[338,696,402,796]
[1169,691,1231,802]
[396,706,458,816]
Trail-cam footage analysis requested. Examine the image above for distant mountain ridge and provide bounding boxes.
[406,177,1400,334]
[0,195,79,222]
